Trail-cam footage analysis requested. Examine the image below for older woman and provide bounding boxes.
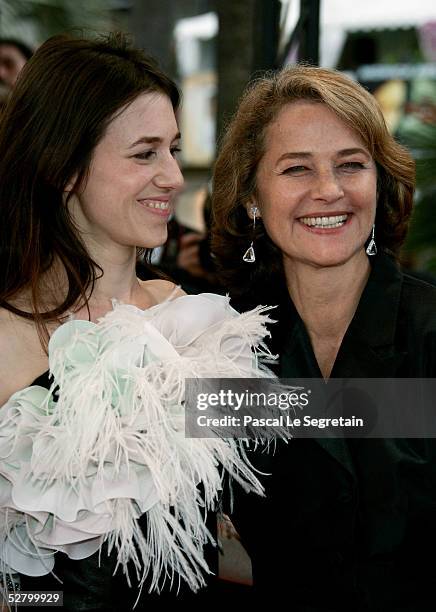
[212,66,436,610]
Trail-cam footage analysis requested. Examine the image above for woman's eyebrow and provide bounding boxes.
[275,147,371,165]
[128,131,181,149]
[276,151,311,163]
[336,147,370,157]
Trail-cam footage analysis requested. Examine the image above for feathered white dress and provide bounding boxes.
[0,293,275,596]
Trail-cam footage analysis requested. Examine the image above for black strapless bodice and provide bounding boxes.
[31,371,51,388]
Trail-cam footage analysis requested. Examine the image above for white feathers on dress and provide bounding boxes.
[0,293,276,594]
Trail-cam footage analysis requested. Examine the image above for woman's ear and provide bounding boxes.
[64,173,78,193]
[245,199,261,219]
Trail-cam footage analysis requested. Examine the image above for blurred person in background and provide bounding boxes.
[0,38,33,90]
[0,32,270,610]
[212,65,436,611]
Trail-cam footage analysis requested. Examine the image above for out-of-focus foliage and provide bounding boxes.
[399,116,436,272]
[0,0,113,44]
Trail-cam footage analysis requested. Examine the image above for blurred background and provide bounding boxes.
[1,0,436,282]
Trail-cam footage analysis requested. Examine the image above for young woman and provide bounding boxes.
[0,33,271,609]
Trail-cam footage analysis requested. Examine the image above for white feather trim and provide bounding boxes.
[0,294,277,600]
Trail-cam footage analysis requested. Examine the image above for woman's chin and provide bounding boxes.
[288,247,367,271]
[136,232,168,251]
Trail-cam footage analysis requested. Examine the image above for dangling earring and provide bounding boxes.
[242,206,258,263]
[366,224,377,256]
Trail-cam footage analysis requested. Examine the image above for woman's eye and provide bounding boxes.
[134,150,156,161]
[170,146,182,158]
[283,165,308,175]
[339,161,365,171]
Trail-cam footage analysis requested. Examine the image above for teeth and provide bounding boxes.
[140,200,169,210]
[300,214,348,228]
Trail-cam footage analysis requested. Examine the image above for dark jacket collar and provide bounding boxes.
[275,254,407,476]
[277,254,406,376]
[332,254,407,378]
[343,252,403,348]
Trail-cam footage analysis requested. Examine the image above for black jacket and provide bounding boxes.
[231,255,436,611]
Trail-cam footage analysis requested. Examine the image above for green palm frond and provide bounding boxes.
[406,190,436,249]
[400,120,436,189]
[399,116,436,273]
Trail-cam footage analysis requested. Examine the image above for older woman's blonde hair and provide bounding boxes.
[211,65,415,295]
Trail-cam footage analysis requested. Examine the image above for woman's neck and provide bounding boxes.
[75,244,146,320]
[284,252,371,377]
[37,244,145,322]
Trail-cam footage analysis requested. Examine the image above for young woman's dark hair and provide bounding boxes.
[0,32,180,346]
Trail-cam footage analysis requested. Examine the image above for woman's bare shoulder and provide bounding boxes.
[138,279,186,306]
[0,308,48,406]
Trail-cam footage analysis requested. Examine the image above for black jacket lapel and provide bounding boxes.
[333,255,407,379]
[279,255,407,477]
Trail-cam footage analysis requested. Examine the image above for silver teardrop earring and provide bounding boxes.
[366,224,377,256]
[242,206,258,263]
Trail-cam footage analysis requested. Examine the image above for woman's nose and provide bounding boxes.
[311,170,344,202]
[155,155,184,191]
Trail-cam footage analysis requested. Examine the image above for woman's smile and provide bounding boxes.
[137,197,172,216]
[298,213,351,231]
